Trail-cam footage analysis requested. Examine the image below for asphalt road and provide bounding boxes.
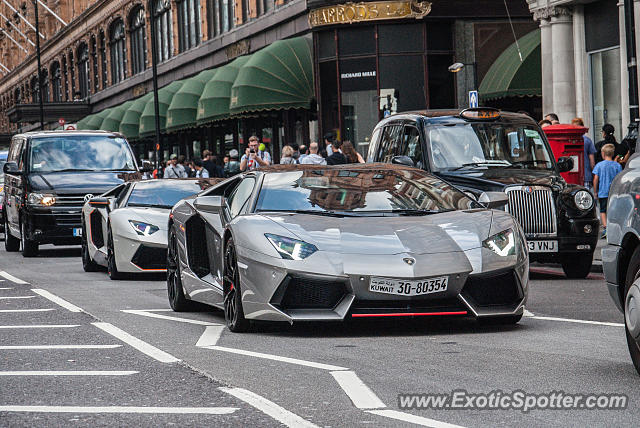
[0,242,638,427]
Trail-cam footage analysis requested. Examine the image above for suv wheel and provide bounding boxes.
[4,215,19,252]
[20,221,38,257]
[561,253,593,279]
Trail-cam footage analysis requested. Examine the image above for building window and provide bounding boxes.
[91,36,99,92]
[154,0,172,62]
[257,0,274,16]
[219,0,232,33]
[14,87,20,104]
[130,6,146,75]
[177,0,200,53]
[62,56,68,101]
[69,52,76,99]
[99,31,107,89]
[51,61,62,102]
[77,43,90,99]
[109,19,127,84]
[30,76,38,102]
[41,69,49,103]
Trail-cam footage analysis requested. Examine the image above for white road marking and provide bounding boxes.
[0,406,238,414]
[31,289,83,312]
[208,345,348,371]
[0,325,80,329]
[523,309,534,317]
[196,325,225,347]
[0,309,54,313]
[0,371,138,376]
[530,315,624,327]
[0,287,13,290]
[92,322,180,363]
[0,296,35,300]
[367,409,465,428]
[0,345,121,350]
[330,371,386,409]
[0,271,29,284]
[221,387,318,428]
[122,309,220,326]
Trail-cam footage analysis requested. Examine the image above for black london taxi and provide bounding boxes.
[3,130,140,257]
[368,108,600,278]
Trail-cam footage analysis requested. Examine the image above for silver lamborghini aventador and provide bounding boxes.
[81,179,217,279]
[167,164,529,332]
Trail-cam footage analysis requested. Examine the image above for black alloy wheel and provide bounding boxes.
[4,214,19,252]
[167,226,195,311]
[81,221,101,272]
[107,228,124,280]
[223,237,250,332]
[624,246,640,375]
[20,220,38,257]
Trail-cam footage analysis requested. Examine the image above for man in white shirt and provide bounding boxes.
[164,154,187,178]
[240,136,271,171]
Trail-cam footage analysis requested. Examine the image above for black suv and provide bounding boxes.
[368,108,599,278]
[3,131,140,257]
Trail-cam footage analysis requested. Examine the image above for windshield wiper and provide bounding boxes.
[259,209,358,217]
[380,209,444,216]
[448,160,511,171]
[504,160,550,168]
[48,168,96,172]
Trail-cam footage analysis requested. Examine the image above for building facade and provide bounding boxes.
[528,0,636,142]
[0,0,537,160]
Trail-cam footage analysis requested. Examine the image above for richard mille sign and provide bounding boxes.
[308,1,431,27]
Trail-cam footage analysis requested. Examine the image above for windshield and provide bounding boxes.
[426,123,554,171]
[29,135,136,173]
[256,169,477,214]
[127,180,204,208]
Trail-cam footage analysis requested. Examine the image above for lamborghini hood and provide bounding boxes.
[261,210,493,255]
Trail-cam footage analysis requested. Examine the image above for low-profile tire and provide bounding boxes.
[81,223,101,272]
[167,226,196,311]
[561,253,593,279]
[4,215,19,252]
[20,221,38,257]
[624,246,640,375]
[223,238,250,333]
[478,313,523,325]
[106,228,124,280]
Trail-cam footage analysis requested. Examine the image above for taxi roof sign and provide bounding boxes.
[460,108,501,121]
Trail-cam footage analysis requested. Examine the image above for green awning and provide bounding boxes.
[101,101,134,132]
[166,68,217,132]
[479,29,541,101]
[76,115,91,130]
[196,56,250,124]
[139,81,184,138]
[229,36,314,115]
[84,108,112,130]
[120,93,153,140]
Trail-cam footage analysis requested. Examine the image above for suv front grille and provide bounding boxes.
[55,194,89,206]
[505,186,556,236]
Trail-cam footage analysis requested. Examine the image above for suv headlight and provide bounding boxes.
[128,220,159,236]
[265,233,318,260]
[574,190,593,210]
[483,229,516,257]
[27,192,56,206]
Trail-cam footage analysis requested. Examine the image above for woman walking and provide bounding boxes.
[341,141,365,164]
[279,145,297,165]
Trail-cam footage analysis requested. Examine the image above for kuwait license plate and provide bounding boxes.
[72,228,83,237]
[527,240,557,253]
[369,276,448,297]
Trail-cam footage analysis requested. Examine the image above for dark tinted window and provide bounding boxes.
[256,169,476,213]
[399,126,424,169]
[379,23,423,53]
[379,55,425,111]
[318,30,336,60]
[427,21,453,51]
[127,181,204,208]
[338,27,375,56]
[29,135,136,173]
[428,55,455,108]
[376,125,402,163]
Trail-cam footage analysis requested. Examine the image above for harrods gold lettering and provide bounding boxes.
[308,1,431,27]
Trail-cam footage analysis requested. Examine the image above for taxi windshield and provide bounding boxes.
[425,123,555,172]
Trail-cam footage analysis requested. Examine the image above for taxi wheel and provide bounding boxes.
[20,221,38,258]
[624,246,640,375]
[4,215,19,252]
[561,253,593,279]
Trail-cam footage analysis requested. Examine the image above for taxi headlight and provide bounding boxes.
[27,192,56,206]
[574,190,593,211]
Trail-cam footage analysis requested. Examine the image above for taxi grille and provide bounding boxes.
[506,186,556,236]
